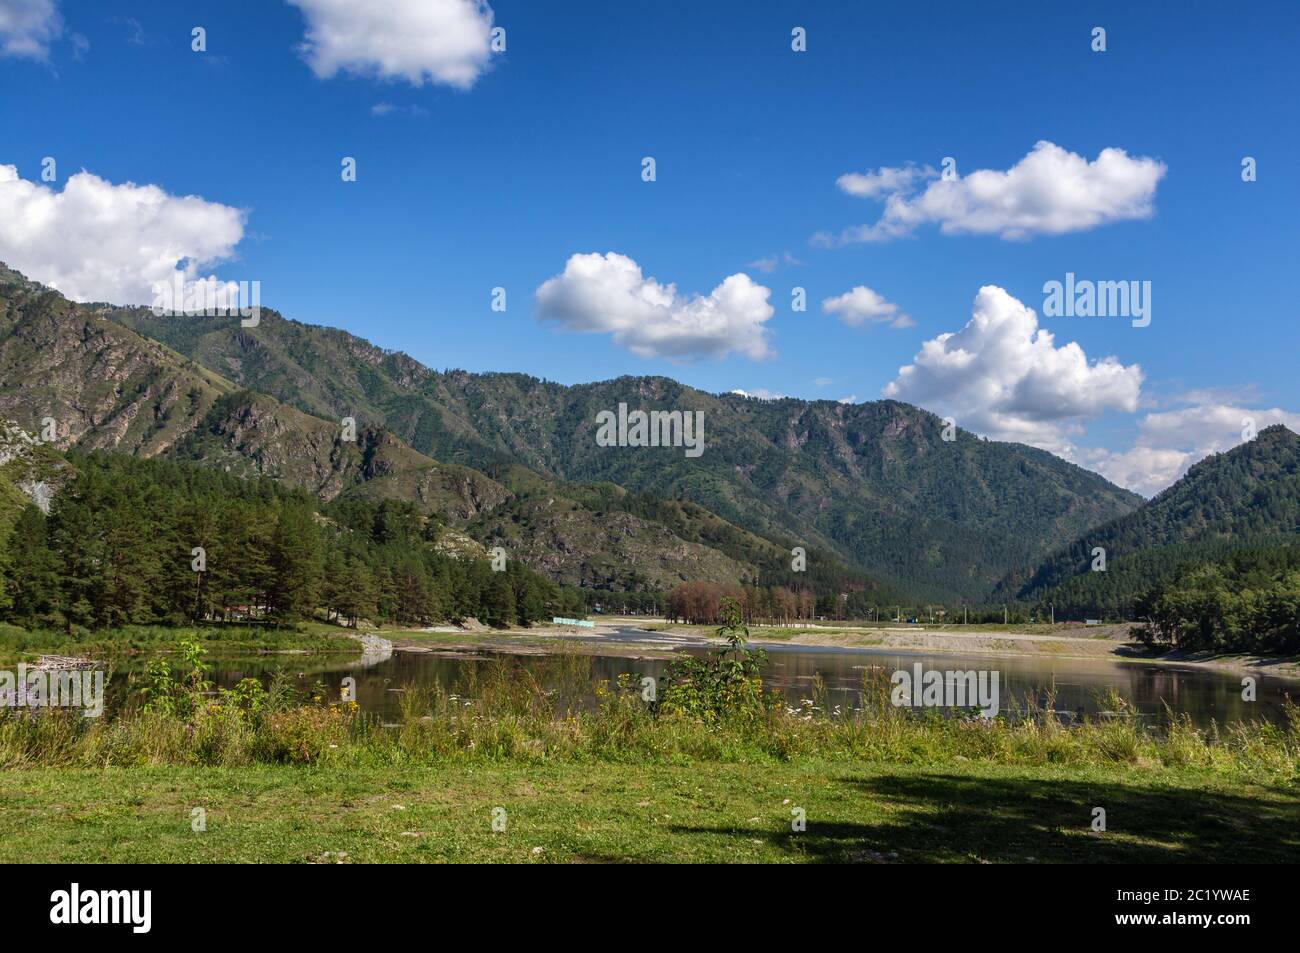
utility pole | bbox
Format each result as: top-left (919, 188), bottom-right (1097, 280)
top-left (1004, 604), bottom-right (1007, 625)
top-left (964, 604), bottom-right (968, 625)
top-left (1050, 602), bottom-right (1055, 625)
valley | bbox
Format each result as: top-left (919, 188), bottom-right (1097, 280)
top-left (1, 266), bottom-right (1297, 869)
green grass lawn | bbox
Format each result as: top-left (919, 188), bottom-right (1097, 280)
top-left (3, 760), bottom-right (1295, 863)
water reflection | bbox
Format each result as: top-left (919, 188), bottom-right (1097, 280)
top-left (137, 634), bottom-right (1299, 730)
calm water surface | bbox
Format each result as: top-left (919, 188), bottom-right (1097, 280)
top-left (143, 625), bottom-right (1299, 729)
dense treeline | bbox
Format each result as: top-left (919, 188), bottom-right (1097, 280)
top-left (0, 453), bottom-right (581, 632)
top-left (1010, 537), bottom-right (1300, 622)
top-left (666, 581), bottom-right (818, 625)
top-left (577, 589), bottom-right (666, 616)
top-left (660, 577), bottom-right (915, 629)
top-left (1131, 544), bottom-right (1300, 654)
top-left (665, 580), bottom-right (1047, 626)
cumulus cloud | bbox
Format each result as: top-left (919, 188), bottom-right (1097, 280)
top-left (0, 164), bottom-right (245, 305)
top-left (818, 141), bottom-right (1166, 244)
top-left (1084, 404), bottom-right (1300, 496)
top-left (1078, 446), bottom-right (1192, 497)
top-left (883, 285), bottom-right (1142, 454)
top-left (287, 0), bottom-right (495, 89)
top-left (822, 285), bottom-right (914, 328)
top-left (535, 252), bottom-right (775, 362)
top-left (730, 388), bottom-right (784, 401)
top-left (0, 0), bottom-right (61, 59)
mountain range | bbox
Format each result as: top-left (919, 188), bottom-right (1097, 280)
top-left (6, 261), bottom-right (1294, 614)
top-left (98, 285), bottom-right (1141, 601)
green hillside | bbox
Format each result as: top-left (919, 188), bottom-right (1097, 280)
top-left (3, 269), bottom-right (878, 599)
top-left (110, 302), bottom-right (1142, 600)
top-left (1005, 425), bottom-right (1300, 617)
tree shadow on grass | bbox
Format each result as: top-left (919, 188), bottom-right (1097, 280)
top-left (669, 772), bottom-right (1300, 863)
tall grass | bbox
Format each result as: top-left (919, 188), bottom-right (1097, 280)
top-left (2, 651), bottom-right (1297, 783)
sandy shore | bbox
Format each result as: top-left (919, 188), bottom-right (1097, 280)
top-left (595, 618), bottom-right (1300, 680)
top-left (382, 618), bottom-right (1300, 680)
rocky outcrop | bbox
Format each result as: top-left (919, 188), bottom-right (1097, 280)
top-left (0, 419), bottom-right (72, 515)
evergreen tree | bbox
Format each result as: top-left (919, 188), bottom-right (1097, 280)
top-left (4, 505), bottom-right (60, 625)
top-left (482, 572), bottom-right (516, 627)
top-left (266, 505), bottom-right (323, 622)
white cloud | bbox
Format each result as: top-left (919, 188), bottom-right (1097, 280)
top-left (746, 250), bottom-right (801, 274)
top-left (837, 395), bottom-right (858, 404)
top-left (836, 164), bottom-right (934, 199)
top-left (822, 285), bottom-right (914, 328)
top-left (812, 376), bottom-right (833, 387)
top-left (730, 388), bottom-right (784, 401)
top-left (0, 164), bottom-right (245, 305)
top-left (883, 285), bottom-right (1142, 454)
top-left (819, 141), bottom-right (1166, 244)
top-left (1078, 446), bottom-right (1192, 497)
top-left (0, 0), bottom-right (61, 59)
top-left (1168, 385), bottom-right (1261, 409)
top-left (535, 252), bottom-right (775, 362)
top-left (1084, 404), bottom-right (1300, 496)
top-left (371, 102), bottom-right (428, 117)
top-left (287, 0), bottom-right (495, 89)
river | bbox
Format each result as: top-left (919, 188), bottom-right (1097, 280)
top-left (177, 624), bottom-right (1299, 729)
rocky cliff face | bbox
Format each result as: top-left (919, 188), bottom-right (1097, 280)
top-left (0, 264), bottom-right (233, 458)
top-left (0, 268), bottom-right (516, 521)
top-left (467, 494), bottom-right (760, 589)
top-left (170, 391), bottom-right (516, 519)
top-left (0, 419), bottom-right (72, 532)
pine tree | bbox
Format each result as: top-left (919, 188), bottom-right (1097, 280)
top-left (482, 572), bottom-right (516, 627)
top-left (334, 556), bottom-right (377, 627)
top-left (266, 505), bottom-right (324, 622)
top-left (4, 505), bottom-right (60, 625)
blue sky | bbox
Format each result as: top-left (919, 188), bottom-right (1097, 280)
top-left (2, 0), bottom-right (1298, 494)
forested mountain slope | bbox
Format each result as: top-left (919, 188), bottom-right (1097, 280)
top-left (0, 268), bottom-right (847, 594)
top-left (110, 301), bottom-right (1142, 600)
top-left (1004, 425), bottom-right (1300, 617)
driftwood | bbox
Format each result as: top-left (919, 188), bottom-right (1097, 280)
top-left (29, 655), bottom-right (97, 671)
